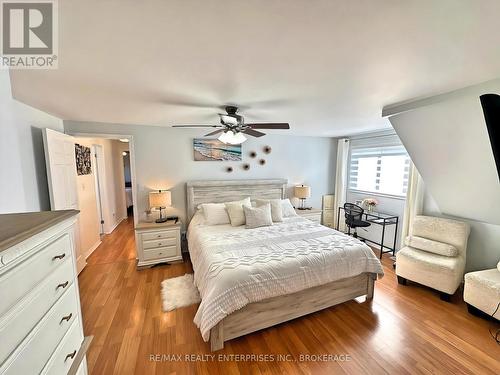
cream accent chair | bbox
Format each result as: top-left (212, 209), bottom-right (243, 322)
top-left (396, 215), bottom-right (470, 301)
top-left (463, 262), bottom-right (500, 320)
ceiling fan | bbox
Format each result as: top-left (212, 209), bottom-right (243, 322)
top-left (172, 106), bottom-right (290, 144)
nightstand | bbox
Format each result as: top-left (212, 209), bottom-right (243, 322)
top-left (135, 220), bottom-right (182, 268)
top-left (295, 208), bottom-right (323, 224)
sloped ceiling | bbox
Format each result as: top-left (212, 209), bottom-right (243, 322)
top-left (9, 0), bottom-right (500, 136)
top-left (388, 79), bottom-right (500, 225)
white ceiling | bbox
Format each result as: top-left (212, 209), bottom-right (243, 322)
top-left (9, 0), bottom-right (500, 136)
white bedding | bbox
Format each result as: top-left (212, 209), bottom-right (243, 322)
top-left (187, 212), bottom-right (384, 341)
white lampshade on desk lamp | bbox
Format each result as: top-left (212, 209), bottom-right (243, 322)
top-left (149, 190), bottom-right (171, 223)
top-left (295, 185), bottom-right (311, 210)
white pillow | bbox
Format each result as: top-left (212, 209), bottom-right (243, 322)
top-left (201, 198), bottom-right (250, 225)
top-left (225, 198), bottom-right (252, 226)
top-left (255, 199), bottom-right (283, 222)
top-left (405, 235), bottom-right (458, 257)
top-left (281, 199), bottom-right (297, 218)
top-left (244, 203), bottom-right (273, 229)
top-left (497, 260), bottom-right (500, 272)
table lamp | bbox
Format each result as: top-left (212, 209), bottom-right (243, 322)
top-left (295, 185), bottom-right (311, 210)
top-left (149, 190), bottom-right (171, 223)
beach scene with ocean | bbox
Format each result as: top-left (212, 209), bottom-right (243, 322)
top-left (193, 139), bottom-right (242, 161)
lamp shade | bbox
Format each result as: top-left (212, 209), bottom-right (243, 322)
top-left (294, 185), bottom-right (311, 199)
top-left (149, 190), bottom-right (171, 209)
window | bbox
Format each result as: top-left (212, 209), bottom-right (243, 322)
top-left (348, 141), bottom-right (410, 197)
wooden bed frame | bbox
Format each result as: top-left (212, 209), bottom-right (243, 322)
top-left (186, 179), bottom-right (377, 351)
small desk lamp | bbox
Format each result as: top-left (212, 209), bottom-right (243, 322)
top-left (295, 185), bottom-right (311, 210)
top-left (149, 190), bottom-right (171, 223)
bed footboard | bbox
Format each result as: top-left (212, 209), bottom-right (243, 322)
top-left (209, 272), bottom-right (377, 351)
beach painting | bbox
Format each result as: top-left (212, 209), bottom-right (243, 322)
top-left (193, 139), bottom-right (242, 161)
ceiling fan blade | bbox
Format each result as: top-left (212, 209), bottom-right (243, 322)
top-left (243, 128), bottom-right (266, 138)
top-left (204, 129), bottom-right (224, 137)
top-left (246, 123), bottom-right (290, 129)
top-left (172, 125), bottom-right (223, 128)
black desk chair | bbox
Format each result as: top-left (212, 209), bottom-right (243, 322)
top-left (344, 203), bottom-right (371, 238)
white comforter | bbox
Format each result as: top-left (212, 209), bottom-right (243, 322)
top-left (187, 214), bottom-right (384, 341)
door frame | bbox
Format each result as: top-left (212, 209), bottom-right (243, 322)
top-left (91, 144), bottom-right (105, 234)
top-left (68, 133), bottom-right (139, 227)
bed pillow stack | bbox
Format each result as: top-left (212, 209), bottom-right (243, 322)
top-left (225, 198), bottom-right (252, 226)
top-left (243, 203), bottom-right (273, 229)
top-left (201, 197), bottom-right (251, 226)
top-left (255, 199), bottom-right (283, 222)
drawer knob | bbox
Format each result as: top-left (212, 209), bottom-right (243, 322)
top-left (65, 350), bottom-right (77, 362)
top-left (60, 313), bottom-right (73, 324)
top-left (56, 281), bottom-right (69, 290)
top-left (52, 253), bottom-right (66, 260)
top-left (157, 235), bottom-right (161, 238)
top-left (158, 243), bottom-right (162, 246)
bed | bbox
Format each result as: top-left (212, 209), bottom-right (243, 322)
top-left (186, 179), bottom-right (384, 351)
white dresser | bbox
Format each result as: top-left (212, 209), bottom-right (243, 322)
top-left (135, 220), bottom-right (182, 268)
top-left (0, 210), bottom-right (89, 375)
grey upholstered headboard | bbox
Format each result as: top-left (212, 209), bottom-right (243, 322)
top-left (186, 179), bottom-right (287, 222)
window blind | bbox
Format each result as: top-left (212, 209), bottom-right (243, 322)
top-left (348, 134), bottom-right (410, 197)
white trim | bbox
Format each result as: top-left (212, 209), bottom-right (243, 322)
top-left (105, 216), bottom-right (127, 234)
top-left (84, 239), bottom-right (102, 259)
top-left (347, 189), bottom-right (407, 201)
top-left (381, 77), bottom-right (500, 117)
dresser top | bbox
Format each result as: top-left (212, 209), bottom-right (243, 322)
top-left (0, 210), bottom-right (79, 253)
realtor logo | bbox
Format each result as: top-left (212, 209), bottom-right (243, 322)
top-left (1, 0), bottom-right (58, 69)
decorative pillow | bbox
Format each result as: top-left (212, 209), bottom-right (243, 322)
top-left (281, 199), bottom-right (297, 218)
top-left (255, 199), bottom-right (283, 222)
top-left (244, 203), bottom-right (273, 229)
top-left (225, 198), bottom-right (252, 226)
top-left (405, 235), bottom-right (458, 257)
top-left (497, 260), bottom-right (500, 272)
top-left (201, 198), bottom-right (250, 225)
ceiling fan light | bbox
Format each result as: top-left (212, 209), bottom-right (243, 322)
top-left (218, 131), bottom-right (247, 145)
top-left (230, 132), bottom-right (247, 144)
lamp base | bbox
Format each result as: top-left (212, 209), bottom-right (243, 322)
top-left (155, 217), bottom-right (168, 223)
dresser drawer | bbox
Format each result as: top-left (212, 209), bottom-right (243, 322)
top-left (0, 257), bottom-right (74, 364)
top-left (0, 233), bottom-right (73, 317)
top-left (1, 284), bottom-right (79, 375)
top-left (142, 230), bottom-right (177, 241)
top-left (143, 246), bottom-right (178, 261)
top-left (143, 237), bottom-right (177, 250)
top-left (40, 318), bottom-right (83, 375)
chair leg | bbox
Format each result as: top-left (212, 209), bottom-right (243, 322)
top-left (439, 292), bottom-right (452, 302)
top-left (467, 303), bottom-right (482, 316)
top-left (397, 276), bottom-right (407, 285)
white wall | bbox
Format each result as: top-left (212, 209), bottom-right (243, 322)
top-left (64, 121), bottom-right (337, 229)
top-left (74, 138), bottom-right (101, 257)
top-left (0, 71), bottom-right (64, 213)
top-left (389, 79), bottom-right (500, 271)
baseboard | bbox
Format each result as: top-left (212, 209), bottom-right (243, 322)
top-left (105, 216), bottom-right (127, 234)
top-left (84, 239), bottom-right (102, 259)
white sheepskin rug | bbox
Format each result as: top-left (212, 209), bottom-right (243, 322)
top-left (161, 273), bottom-right (201, 312)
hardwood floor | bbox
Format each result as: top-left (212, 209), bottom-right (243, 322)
top-left (78, 217), bottom-right (500, 374)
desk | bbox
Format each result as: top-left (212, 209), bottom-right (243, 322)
top-left (336, 207), bottom-right (399, 259)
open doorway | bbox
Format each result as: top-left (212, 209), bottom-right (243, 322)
top-left (71, 134), bottom-right (137, 262)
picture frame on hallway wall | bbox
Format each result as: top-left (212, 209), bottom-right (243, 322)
top-left (75, 143), bottom-right (92, 175)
